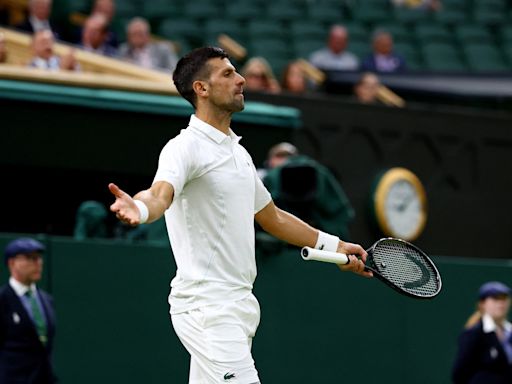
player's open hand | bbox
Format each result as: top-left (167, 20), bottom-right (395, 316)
top-left (336, 241), bottom-right (373, 278)
top-left (108, 183), bottom-right (140, 226)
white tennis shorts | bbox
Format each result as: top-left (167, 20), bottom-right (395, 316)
top-left (171, 293), bottom-right (261, 384)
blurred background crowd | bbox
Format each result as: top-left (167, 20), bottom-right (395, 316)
top-left (2, 0), bottom-right (511, 104)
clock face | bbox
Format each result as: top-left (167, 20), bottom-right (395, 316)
top-left (384, 179), bottom-right (423, 239)
top-left (374, 168), bottom-right (427, 241)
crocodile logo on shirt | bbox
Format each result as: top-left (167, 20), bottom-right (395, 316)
top-left (224, 372), bottom-right (236, 380)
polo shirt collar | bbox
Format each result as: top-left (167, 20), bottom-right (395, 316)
top-left (9, 276), bottom-right (36, 297)
top-left (482, 313), bottom-right (512, 333)
top-left (189, 114), bottom-right (241, 144)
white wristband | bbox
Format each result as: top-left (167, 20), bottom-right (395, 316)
top-left (314, 231), bottom-right (340, 252)
top-left (133, 200), bottom-right (149, 224)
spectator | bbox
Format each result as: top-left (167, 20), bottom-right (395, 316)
top-left (118, 17), bottom-right (178, 72)
top-left (90, 0), bottom-right (118, 48)
top-left (80, 13), bottom-right (117, 57)
top-left (0, 32), bottom-right (7, 63)
top-left (281, 60), bottom-right (312, 94)
top-left (28, 29), bottom-right (79, 71)
top-left (391, 0), bottom-right (442, 11)
top-left (240, 56), bottom-right (281, 94)
top-left (263, 152), bottom-right (355, 240)
top-left (309, 24), bottom-right (359, 71)
top-left (353, 72), bottom-right (383, 104)
top-left (452, 281), bottom-right (512, 383)
top-left (0, 237), bottom-right (57, 383)
top-left (73, 200), bottom-right (108, 240)
top-left (15, 0), bottom-right (63, 38)
top-left (361, 30), bottom-right (406, 73)
top-left (257, 142), bottom-right (299, 179)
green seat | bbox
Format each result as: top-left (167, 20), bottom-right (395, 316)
top-left (463, 43), bottom-right (510, 72)
top-left (182, 1), bottom-right (221, 20)
top-left (250, 38), bottom-right (293, 61)
top-left (454, 24), bottom-right (494, 44)
top-left (344, 22), bottom-right (370, 44)
top-left (157, 18), bottom-right (202, 48)
top-left (421, 42), bottom-right (467, 72)
top-left (115, 0), bottom-right (141, 19)
top-left (267, 1), bottom-right (305, 22)
top-left (294, 37), bottom-right (325, 59)
top-left (247, 20), bottom-right (286, 39)
top-left (226, 2), bottom-right (264, 21)
top-left (352, 0), bottom-right (392, 24)
top-left (503, 44), bottom-right (512, 65)
top-left (433, 0), bottom-right (468, 25)
top-left (307, 2), bottom-right (345, 25)
top-left (372, 23), bottom-right (411, 43)
top-left (393, 41), bottom-right (422, 69)
top-left (204, 19), bottom-right (246, 46)
top-left (349, 41), bottom-right (371, 61)
top-left (472, 0), bottom-right (507, 25)
top-left (393, 7), bottom-right (432, 25)
top-left (289, 21), bottom-right (326, 41)
top-left (500, 26), bottom-right (512, 44)
top-left (414, 24), bottom-right (453, 44)
top-left (142, 0), bottom-right (182, 22)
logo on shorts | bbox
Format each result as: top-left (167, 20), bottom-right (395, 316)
top-left (223, 372), bottom-right (236, 381)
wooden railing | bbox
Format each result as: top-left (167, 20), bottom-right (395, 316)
top-left (0, 27), bottom-right (178, 94)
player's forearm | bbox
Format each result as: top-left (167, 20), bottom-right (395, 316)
top-left (260, 207), bottom-right (319, 248)
top-left (133, 190), bottom-right (168, 223)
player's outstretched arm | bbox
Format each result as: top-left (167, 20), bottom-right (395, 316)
top-left (255, 201), bottom-right (372, 277)
top-left (108, 181), bottom-right (174, 226)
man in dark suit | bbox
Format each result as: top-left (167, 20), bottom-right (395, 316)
top-left (0, 238), bottom-right (57, 384)
top-left (361, 30), bottom-right (406, 73)
top-left (15, 0), bottom-right (63, 40)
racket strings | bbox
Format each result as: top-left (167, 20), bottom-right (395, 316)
top-left (372, 241), bottom-right (440, 297)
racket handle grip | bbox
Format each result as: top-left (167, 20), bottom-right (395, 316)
top-left (301, 247), bottom-right (349, 265)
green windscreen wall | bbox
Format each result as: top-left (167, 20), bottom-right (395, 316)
top-left (1, 233), bottom-right (512, 383)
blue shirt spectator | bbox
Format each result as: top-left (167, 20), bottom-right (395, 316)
top-left (361, 30), bottom-right (406, 73)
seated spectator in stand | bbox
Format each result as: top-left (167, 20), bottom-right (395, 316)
top-left (309, 24), bottom-right (359, 72)
top-left (281, 60), bottom-right (313, 94)
top-left (118, 17), bottom-right (178, 72)
top-left (353, 72), bottom-right (383, 105)
top-left (80, 13), bottom-right (117, 57)
top-left (240, 57), bottom-right (281, 94)
top-left (392, 0), bottom-right (441, 11)
top-left (90, 0), bottom-right (119, 48)
top-left (0, 32), bottom-right (7, 63)
top-left (28, 29), bottom-right (79, 71)
top-left (361, 30), bottom-right (406, 73)
top-left (15, 0), bottom-right (63, 39)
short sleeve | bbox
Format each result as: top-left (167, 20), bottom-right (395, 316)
top-left (153, 135), bottom-right (196, 198)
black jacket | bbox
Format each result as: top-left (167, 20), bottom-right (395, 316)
top-left (452, 319), bottom-right (512, 384)
top-left (0, 283), bottom-right (57, 384)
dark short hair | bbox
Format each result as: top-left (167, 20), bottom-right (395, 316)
top-left (172, 46), bottom-right (229, 108)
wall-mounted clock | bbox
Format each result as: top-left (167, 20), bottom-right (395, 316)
top-left (372, 167), bottom-right (427, 241)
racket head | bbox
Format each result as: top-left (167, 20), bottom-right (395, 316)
top-left (366, 238), bottom-right (442, 299)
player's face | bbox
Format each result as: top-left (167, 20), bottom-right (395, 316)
top-left (205, 58), bottom-right (246, 112)
top-left (9, 252), bottom-right (44, 285)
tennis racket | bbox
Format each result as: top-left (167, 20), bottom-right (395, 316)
top-left (301, 237), bottom-right (442, 299)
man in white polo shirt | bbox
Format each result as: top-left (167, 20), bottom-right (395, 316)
top-left (109, 46), bottom-right (372, 384)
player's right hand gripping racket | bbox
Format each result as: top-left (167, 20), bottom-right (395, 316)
top-left (301, 238), bottom-right (442, 299)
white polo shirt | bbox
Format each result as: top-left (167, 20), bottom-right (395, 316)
top-left (153, 115), bottom-right (272, 314)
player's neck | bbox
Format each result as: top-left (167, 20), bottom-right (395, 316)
top-left (195, 108), bottom-right (232, 135)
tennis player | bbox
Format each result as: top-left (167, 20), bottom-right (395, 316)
top-left (109, 46), bottom-right (372, 384)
